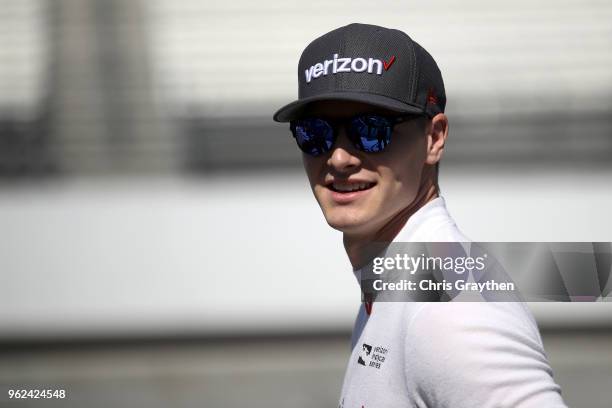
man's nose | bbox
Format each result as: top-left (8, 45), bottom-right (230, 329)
top-left (327, 125), bottom-right (362, 171)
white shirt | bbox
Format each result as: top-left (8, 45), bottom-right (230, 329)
top-left (338, 197), bottom-right (567, 408)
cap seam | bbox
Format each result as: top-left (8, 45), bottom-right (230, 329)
top-left (391, 29), bottom-right (419, 103)
top-left (408, 34), bottom-right (418, 102)
top-left (338, 29), bottom-right (347, 91)
top-left (413, 43), bottom-right (420, 106)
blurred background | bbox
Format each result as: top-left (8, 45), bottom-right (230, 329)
top-left (0, 0), bottom-right (611, 407)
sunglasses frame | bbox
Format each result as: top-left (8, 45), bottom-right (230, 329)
top-left (289, 113), bottom-right (423, 157)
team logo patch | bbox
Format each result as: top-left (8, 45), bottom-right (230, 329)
top-left (305, 54), bottom-right (397, 83)
top-left (357, 343), bottom-right (389, 369)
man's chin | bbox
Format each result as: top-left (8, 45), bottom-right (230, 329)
top-left (324, 213), bottom-right (375, 235)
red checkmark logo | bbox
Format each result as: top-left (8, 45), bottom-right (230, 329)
top-left (383, 55), bottom-right (396, 70)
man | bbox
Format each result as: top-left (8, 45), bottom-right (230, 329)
top-left (273, 23), bottom-right (567, 407)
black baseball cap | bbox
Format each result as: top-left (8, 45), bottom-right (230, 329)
top-left (273, 23), bottom-right (446, 122)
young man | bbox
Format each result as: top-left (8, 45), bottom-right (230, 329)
top-left (273, 23), bottom-right (567, 407)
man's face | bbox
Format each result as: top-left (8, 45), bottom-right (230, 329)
top-left (301, 100), bottom-right (429, 237)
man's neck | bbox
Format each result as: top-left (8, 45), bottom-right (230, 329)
top-left (343, 183), bottom-right (439, 270)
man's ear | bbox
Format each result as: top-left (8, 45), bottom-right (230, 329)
top-left (425, 113), bottom-right (448, 165)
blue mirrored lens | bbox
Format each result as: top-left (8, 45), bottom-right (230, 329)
top-left (292, 119), bottom-right (334, 156)
top-left (350, 115), bottom-right (393, 152)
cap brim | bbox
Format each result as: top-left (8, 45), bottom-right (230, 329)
top-left (272, 92), bottom-right (425, 122)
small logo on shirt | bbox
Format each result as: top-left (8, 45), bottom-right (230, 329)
top-left (357, 343), bottom-right (372, 366)
top-left (357, 343), bottom-right (389, 369)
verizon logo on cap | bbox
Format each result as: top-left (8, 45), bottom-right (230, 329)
top-left (305, 54), bottom-right (396, 83)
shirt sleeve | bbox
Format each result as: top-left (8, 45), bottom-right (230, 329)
top-left (403, 302), bottom-right (568, 408)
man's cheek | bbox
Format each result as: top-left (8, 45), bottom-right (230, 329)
top-left (316, 187), bottom-right (338, 214)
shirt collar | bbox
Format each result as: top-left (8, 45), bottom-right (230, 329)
top-left (352, 196), bottom-right (450, 281)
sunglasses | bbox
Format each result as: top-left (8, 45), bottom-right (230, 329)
top-left (289, 114), bottom-right (420, 157)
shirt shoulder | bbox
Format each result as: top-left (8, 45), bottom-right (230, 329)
top-left (394, 196), bottom-right (470, 243)
top-left (403, 302), bottom-right (567, 408)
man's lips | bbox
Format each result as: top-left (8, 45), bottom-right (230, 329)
top-left (325, 179), bottom-right (377, 193)
top-left (323, 179), bottom-right (376, 204)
